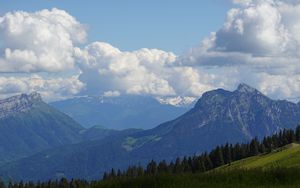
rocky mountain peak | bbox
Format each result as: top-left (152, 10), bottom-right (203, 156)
top-left (236, 83), bottom-right (258, 94)
top-left (0, 92), bottom-right (43, 119)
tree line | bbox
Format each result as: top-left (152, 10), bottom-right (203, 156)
top-left (4, 125), bottom-right (300, 188)
top-left (102, 125), bottom-right (300, 179)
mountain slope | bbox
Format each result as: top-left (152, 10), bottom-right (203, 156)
top-left (218, 143), bottom-right (300, 170)
top-left (3, 84), bottom-right (300, 181)
top-left (51, 95), bottom-right (191, 129)
top-left (94, 144), bottom-right (300, 188)
top-left (0, 93), bottom-right (84, 162)
top-left (124, 83), bottom-right (300, 159)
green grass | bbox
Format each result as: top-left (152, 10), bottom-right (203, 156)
top-left (217, 143), bottom-right (300, 171)
top-left (91, 168), bottom-right (300, 188)
top-left (92, 143), bottom-right (300, 188)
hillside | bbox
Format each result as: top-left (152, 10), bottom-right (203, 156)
top-left (218, 143), bottom-right (300, 170)
top-left (0, 93), bottom-right (85, 162)
top-left (93, 169), bottom-right (300, 188)
top-left (93, 143), bottom-right (300, 188)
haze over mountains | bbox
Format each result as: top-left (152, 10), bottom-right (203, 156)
top-left (0, 84), bottom-right (300, 181)
top-left (0, 93), bottom-right (83, 162)
top-left (51, 95), bottom-right (192, 129)
top-left (0, 93), bottom-right (139, 163)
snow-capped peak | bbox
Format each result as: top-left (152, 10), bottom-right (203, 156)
top-left (156, 96), bottom-right (196, 107)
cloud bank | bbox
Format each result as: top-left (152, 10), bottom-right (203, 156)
top-left (1, 1), bottom-right (300, 102)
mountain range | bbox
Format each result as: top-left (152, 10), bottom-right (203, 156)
top-left (0, 93), bottom-right (139, 164)
top-left (1, 83), bottom-right (300, 181)
top-left (51, 95), bottom-right (192, 129)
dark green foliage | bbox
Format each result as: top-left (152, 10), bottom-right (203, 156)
top-left (250, 138), bottom-right (259, 156)
top-left (8, 178), bottom-right (88, 188)
top-left (296, 125), bottom-right (300, 141)
top-left (92, 168), bottom-right (300, 188)
top-left (102, 126), bottom-right (300, 180)
top-left (7, 168), bottom-right (300, 188)
top-left (5, 126), bottom-right (300, 188)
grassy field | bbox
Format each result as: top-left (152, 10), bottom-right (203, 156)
top-left (92, 143), bottom-right (300, 188)
top-left (217, 143), bottom-right (300, 170)
top-left (92, 168), bottom-right (300, 188)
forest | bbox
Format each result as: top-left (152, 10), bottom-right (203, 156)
top-left (3, 125), bottom-right (300, 188)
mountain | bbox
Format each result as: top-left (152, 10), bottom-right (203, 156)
top-left (2, 84), bottom-right (300, 181)
top-left (0, 93), bottom-right (85, 162)
top-left (51, 95), bottom-right (192, 129)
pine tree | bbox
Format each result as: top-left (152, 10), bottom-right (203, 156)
top-left (137, 165), bottom-right (144, 176)
top-left (210, 146), bottom-right (224, 167)
top-left (117, 169), bottom-right (122, 177)
top-left (102, 172), bottom-right (108, 180)
top-left (110, 168), bottom-right (116, 179)
top-left (203, 153), bottom-right (213, 170)
top-left (296, 125), bottom-right (300, 141)
top-left (224, 143), bottom-right (232, 165)
top-left (250, 138), bottom-right (259, 156)
top-left (146, 160), bottom-right (157, 175)
top-left (158, 160), bottom-right (168, 174)
top-left (59, 178), bottom-right (68, 188)
top-left (173, 158), bottom-right (183, 174)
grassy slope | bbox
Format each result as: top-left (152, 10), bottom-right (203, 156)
top-left (93, 143), bottom-right (300, 188)
top-left (93, 169), bottom-right (300, 188)
top-left (217, 143), bottom-right (300, 171)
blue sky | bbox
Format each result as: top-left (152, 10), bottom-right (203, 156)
top-left (0, 0), bottom-right (233, 54)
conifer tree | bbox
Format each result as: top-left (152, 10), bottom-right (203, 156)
top-left (296, 125), bottom-right (300, 141)
top-left (250, 138), bottom-right (259, 156)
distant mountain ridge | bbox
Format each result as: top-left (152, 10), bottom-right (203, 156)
top-left (0, 92), bottom-right (142, 163)
top-left (51, 95), bottom-right (191, 129)
top-left (2, 84), bottom-right (300, 181)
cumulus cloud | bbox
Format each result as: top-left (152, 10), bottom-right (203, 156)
top-left (176, 0), bottom-right (300, 101)
top-left (1, 3), bottom-right (300, 102)
top-left (74, 42), bottom-right (218, 97)
top-left (192, 0), bottom-right (300, 62)
top-left (0, 75), bottom-right (85, 101)
top-left (0, 8), bottom-right (87, 101)
top-left (0, 8), bottom-right (86, 73)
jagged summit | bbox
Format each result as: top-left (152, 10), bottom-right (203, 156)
top-left (236, 83), bottom-right (259, 94)
top-left (0, 92), bottom-right (43, 119)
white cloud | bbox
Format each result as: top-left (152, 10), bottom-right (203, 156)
top-left (176, 0), bottom-right (300, 101)
top-left (74, 42), bottom-right (220, 98)
top-left (0, 8), bottom-right (86, 73)
top-left (257, 73), bottom-right (300, 101)
top-left (0, 75), bottom-right (85, 101)
top-left (1, 4), bottom-right (300, 103)
top-left (184, 0), bottom-right (300, 67)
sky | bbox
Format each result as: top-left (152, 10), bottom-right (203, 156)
top-left (0, 0), bottom-right (232, 53)
top-left (0, 0), bottom-right (300, 102)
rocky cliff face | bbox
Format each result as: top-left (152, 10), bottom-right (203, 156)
top-left (192, 83), bottom-right (300, 138)
top-left (129, 83), bottom-right (300, 159)
top-left (0, 92), bottom-right (42, 119)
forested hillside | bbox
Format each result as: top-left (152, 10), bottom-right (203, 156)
top-left (4, 126), bottom-right (300, 188)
